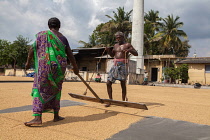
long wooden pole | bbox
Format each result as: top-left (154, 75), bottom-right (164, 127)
top-left (76, 74), bottom-right (103, 103)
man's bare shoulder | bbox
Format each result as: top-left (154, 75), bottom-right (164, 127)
top-left (125, 42), bottom-right (132, 46)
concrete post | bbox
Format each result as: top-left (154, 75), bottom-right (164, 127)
top-left (131, 0), bottom-right (144, 74)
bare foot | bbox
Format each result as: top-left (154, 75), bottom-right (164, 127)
top-left (105, 103), bottom-right (111, 107)
top-left (24, 119), bottom-right (42, 126)
top-left (53, 116), bottom-right (65, 122)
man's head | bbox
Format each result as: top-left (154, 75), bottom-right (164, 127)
top-left (115, 31), bottom-right (125, 44)
top-left (48, 17), bottom-right (61, 29)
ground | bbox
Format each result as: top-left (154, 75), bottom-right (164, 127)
top-left (0, 76), bottom-right (210, 140)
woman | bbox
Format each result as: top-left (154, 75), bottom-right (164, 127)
top-left (24, 17), bottom-right (79, 126)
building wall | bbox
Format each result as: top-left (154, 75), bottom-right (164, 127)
top-left (188, 64), bottom-right (210, 85)
top-left (205, 73), bottom-right (210, 85)
top-left (77, 57), bottom-right (97, 71)
top-left (5, 69), bottom-right (34, 76)
top-left (144, 60), bottom-right (162, 82)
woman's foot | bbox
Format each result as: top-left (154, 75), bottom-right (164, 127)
top-left (24, 117), bottom-right (42, 126)
top-left (53, 116), bottom-right (65, 122)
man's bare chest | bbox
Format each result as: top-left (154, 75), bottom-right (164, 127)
top-left (114, 45), bottom-right (128, 52)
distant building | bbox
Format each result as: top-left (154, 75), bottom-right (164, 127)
top-left (73, 48), bottom-right (108, 72)
top-left (176, 57), bottom-right (210, 85)
top-left (72, 48), bottom-right (210, 85)
top-left (3, 47), bottom-right (209, 85)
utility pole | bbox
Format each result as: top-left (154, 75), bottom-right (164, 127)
top-left (130, 0), bottom-right (144, 83)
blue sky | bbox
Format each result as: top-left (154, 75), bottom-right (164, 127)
top-left (0, 0), bottom-right (209, 57)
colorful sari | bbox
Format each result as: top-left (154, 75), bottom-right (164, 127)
top-left (32, 30), bottom-right (67, 116)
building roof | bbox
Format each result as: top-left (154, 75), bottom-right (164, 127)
top-left (72, 47), bottom-right (105, 52)
top-left (176, 57), bottom-right (210, 64)
top-left (144, 55), bottom-right (176, 59)
top-left (95, 54), bottom-right (112, 59)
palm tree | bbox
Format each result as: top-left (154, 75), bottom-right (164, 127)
top-left (102, 7), bottom-right (133, 40)
top-left (153, 14), bottom-right (187, 54)
top-left (144, 10), bottom-right (162, 37)
top-left (144, 10), bottom-right (162, 55)
top-left (78, 34), bottom-right (98, 48)
top-left (175, 40), bottom-right (191, 57)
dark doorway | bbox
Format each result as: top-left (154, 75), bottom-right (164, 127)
top-left (151, 68), bottom-right (158, 81)
top-left (82, 67), bottom-right (87, 71)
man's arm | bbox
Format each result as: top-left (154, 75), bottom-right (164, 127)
top-left (105, 46), bottom-right (115, 57)
top-left (126, 43), bottom-right (138, 56)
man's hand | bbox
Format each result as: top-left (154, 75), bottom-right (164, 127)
top-left (123, 49), bottom-right (130, 53)
top-left (105, 47), bottom-right (111, 52)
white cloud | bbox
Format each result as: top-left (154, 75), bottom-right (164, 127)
top-left (189, 38), bottom-right (210, 57)
top-left (19, 0), bottom-right (29, 6)
top-left (53, 0), bottom-right (66, 4)
top-left (0, 0), bottom-right (209, 56)
top-left (88, 15), bottom-right (102, 29)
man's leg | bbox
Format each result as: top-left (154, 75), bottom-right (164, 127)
top-left (120, 80), bottom-right (127, 101)
top-left (105, 80), bottom-right (113, 107)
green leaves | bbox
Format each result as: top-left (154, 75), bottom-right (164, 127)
top-left (146, 13), bottom-right (190, 56)
top-left (78, 6), bottom-right (133, 48)
top-left (0, 35), bottom-right (32, 70)
top-left (164, 64), bottom-right (189, 83)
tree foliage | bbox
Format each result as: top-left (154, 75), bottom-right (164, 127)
top-left (151, 15), bottom-right (188, 56)
top-left (144, 10), bottom-right (162, 55)
top-left (0, 39), bottom-right (12, 67)
top-left (79, 7), bottom-right (132, 48)
top-left (78, 7), bottom-right (191, 57)
top-left (164, 64), bottom-right (189, 83)
top-left (0, 35), bottom-right (32, 75)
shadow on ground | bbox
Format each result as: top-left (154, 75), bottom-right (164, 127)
top-left (42, 111), bottom-right (118, 127)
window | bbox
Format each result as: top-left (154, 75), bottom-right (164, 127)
top-left (205, 65), bottom-right (210, 73)
top-left (82, 67), bottom-right (87, 71)
top-left (97, 62), bottom-right (101, 70)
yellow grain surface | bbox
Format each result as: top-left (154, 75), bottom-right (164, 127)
top-left (0, 76), bottom-right (210, 140)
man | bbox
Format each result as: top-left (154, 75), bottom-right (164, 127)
top-left (95, 73), bottom-right (101, 82)
top-left (143, 71), bottom-right (148, 85)
top-left (105, 31), bottom-right (138, 107)
top-left (24, 17), bottom-right (79, 126)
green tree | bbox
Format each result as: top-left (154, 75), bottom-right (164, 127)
top-left (79, 7), bottom-right (132, 48)
top-left (179, 64), bottom-right (189, 83)
top-left (153, 14), bottom-right (188, 55)
top-left (78, 33), bottom-right (98, 48)
top-left (2, 35), bottom-right (32, 75)
top-left (164, 64), bottom-right (189, 84)
top-left (0, 39), bottom-right (12, 67)
top-left (175, 40), bottom-right (191, 57)
top-left (93, 23), bottom-right (115, 47)
top-left (164, 66), bottom-right (180, 83)
top-left (104, 7), bottom-right (132, 39)
top-left (144, 10), bottom-right (162, 55)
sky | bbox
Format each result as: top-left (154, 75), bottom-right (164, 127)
top-left (0, 0), bottom-right (210, 57)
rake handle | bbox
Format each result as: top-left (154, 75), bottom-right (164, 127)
top-left (76, 74), bottom-right (103, 103)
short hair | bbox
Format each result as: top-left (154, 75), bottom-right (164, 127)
top-left (48, 17), bottom-right (61, 29)
top-left (115, 31), bottom-right (124, 37)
